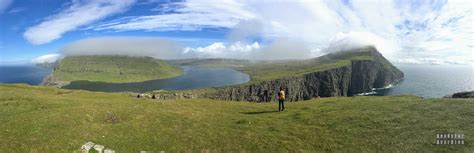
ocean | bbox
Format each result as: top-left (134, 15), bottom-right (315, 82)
top-left (372, 64), bottom-right (474, 98)
top-left (0, 65), bottom-right (51, 85)
top-left (0, 64), bottom-right (472, 98)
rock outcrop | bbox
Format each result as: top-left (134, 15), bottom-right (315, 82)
top-left (41, 74), bottom-right (70, 87)
top-left (135, 92), bottom-right (201, 100)
top-left (444, 91), bottom-right (474, 98)
top-left (206, 48), bottom-right (404, 102)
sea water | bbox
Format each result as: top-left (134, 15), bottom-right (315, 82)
top-left (371, 64), bottom-right (474, 98)
top-left (0, 65), bottom-right (51, 85)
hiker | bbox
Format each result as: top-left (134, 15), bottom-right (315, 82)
top-left (278, 86), bottom-right (285, 111)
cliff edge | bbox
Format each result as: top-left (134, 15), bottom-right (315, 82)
top-left (205, 46), bottom-right (404, 102)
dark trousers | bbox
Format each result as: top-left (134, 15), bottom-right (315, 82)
top-left (279, 99), bottom-right (285, 111)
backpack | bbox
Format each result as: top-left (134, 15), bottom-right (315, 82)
top-left (278, 90), bottom-right (285, 100)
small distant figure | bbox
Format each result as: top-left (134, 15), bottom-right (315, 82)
top-left (152, 94), bottom-right (156, 99)
top-left (278, 86), bottom-right (286, 111)
top-left (136, 94), bottom-right (141, 98)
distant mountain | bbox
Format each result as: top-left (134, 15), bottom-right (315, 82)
top-left (167, 58), bottom-right (251, 67)
top-left (42, 55), bottom-right (182, 85)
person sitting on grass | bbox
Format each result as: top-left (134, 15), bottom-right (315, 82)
top-left (278, 86), bottom-right (286, 111)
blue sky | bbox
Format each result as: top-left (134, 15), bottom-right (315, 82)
top-left (0, 0), bottom-right (472, 65)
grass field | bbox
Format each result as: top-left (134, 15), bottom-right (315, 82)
top-left (54, 56), bottom-right (183, 83)
top-left (0, 84), bottom-right (472, 152)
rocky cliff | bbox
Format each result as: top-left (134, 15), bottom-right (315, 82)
top-left (444, 91), bottom-right (474, 98)
top-left (204, 47), bottom-right (404, 102)
top-left (41, 74), bottom-right (70, 88)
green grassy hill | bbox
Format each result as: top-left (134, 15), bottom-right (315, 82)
top-left (0, 84), bottom-right (472, 152)
top-left (53, 56), bottom-right (183, 83)
top-left (237, 46), bottom-right (400, 83)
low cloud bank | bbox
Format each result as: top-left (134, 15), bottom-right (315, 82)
top-left (31, 54), bottom-right (63, 64)
top-left (39, 31), bottom-right (467, 65)
top-left (183, 31), bottom-right (395, 60)
top-left (38, 33), bottom-right (396, 63)
top-left (56, 36), bottom-right (320, 60)
top-left (182, 38), bottom-right (315, 60)
top-left (61, 37), bottom-right (181, 59)
top-left (182, 41), bottom-right (260, 59)
top-left (323, 32), bottom-right (397, 58)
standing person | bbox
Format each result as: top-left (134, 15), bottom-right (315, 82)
top-left (278, 87), bottom-right (285, 111)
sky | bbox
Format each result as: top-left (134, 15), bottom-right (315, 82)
top-left (0, 0), bottom-right (472, 65)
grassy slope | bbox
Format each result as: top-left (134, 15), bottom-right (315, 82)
top-left (236, 48), bottom-right (378, 83)
top-left (0, 84), bottom-right (472, 152)
top-left (54, 56), bottom-right (183, 83)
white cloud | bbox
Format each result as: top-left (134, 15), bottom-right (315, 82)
top-left (393, 0), bottom-right (473, 65)
top-left (0, 0), bottom-right (12, 14)
top-left (23, 0), bottom-right (135, 45)
top-left (183, 39), bottom-right (314, 60)
top-left (31, 54), bottom-right (63, 64)
top-left (226, 0), bottom-right (472, 63)
top-left (253, 38), bottom-right (315, 60)
top-left (7, 7), bottom-right (25, 14)
top-left (88, 0), bottom-right (256, 31)
top-left (35, 0), bottom-right (471, 64)
top-left (183, 41), bottom-right (260, 59)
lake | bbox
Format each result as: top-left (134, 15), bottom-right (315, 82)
top-left (62, 66), bottom-right (250, 92)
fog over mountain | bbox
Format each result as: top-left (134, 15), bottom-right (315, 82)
top-left (49, 34), bottom-right (372, 61)
top-left (60, 37), bottom-right (181, 59)
top-left (31, 54), bottom-right (62, 64)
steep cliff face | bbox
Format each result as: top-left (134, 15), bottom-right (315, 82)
top-left (206, 48), bottom-right (404, 102)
